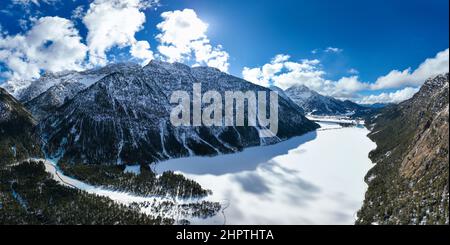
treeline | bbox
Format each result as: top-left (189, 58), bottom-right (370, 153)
top-left (59, 162), bottom-right (212, 198)
top-left (0, 160), bottom-right (173, 225)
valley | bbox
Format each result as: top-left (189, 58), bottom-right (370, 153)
top-left (0, 60), bottom-right (448, 225)
top-left (6, 120), bottom-right (376, 225)
top-left (154, 121), bottom-right (376, 225)
top-left (0, 0), bottom-right (448, 229)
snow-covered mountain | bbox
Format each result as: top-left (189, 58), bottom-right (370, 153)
top-left (21, 63), bottom-right (143, 121)
top-left (284, 85), bottom-right (367, 116)
top-left (269, 85), bottom-right (305, 114)
top-left (3, 70), bottom-right (99, 104)
top-left (1, 63), bottom-right (144, 121)
top-left (24, 81), bottom-right (87, 121)
top-left (37, 61), bottom-right (318, 165)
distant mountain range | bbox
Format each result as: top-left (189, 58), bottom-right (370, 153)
top-left (357, 73), bottom-right (449, 225)
top-left (2, 61), bottom-right (319, 166)
top-left (282, 84), bottom-right (371, 116)
top-left (359, 103), bottom-right (392, 109)
top-left (0, 61), bottom-right (448, 225)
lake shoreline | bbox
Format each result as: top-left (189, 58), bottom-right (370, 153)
top-left (155, 121), bottom-right (377, 225)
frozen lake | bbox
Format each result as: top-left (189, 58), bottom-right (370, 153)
top-left (154, 122), bottom-right (377, 225)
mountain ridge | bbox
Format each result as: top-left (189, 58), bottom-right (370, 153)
top-left (284, 84), bottom-right (368, 116)
top-left (35, 61), bottom-right (318, 165)
top-left (357, 73), bottom-right (449, 225)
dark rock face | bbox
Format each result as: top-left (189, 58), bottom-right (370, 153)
top-left (37, 61), bottom-right (318, 165)
top-left (284, 84), bottom-right (367, 116)
top-left (357, 73), bottom-right (449, 225)
top-left (0, 88), bottom-right (42, 165)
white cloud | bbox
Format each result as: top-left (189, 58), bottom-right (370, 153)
top-left (83, 0), bottom-right (158, 66)
top-left (242, 54), bottom-right (291, 87)
top-left (242, 67), bottom-right (267, 87)
top-left (348, 68), bottom-right (359, 75)
top-left (242, 54), bottom-right (367, 98)
top-left (272, 54), bottom-right (290, 63)
top-left (358, 87), bottom-right (419, 104)
top-left (325, 47), bottom-right (343, 53)
top-left (12, 0), bottom-right (59, 6)
top-left (271, 59), bottom-right (330, 92)
top-left (334, 76), bottom-right (370, 97)
top-left (130, 40), bottom-right (154, 65)
top-left (18, 18), bottom-right (29, 30)
top-left (71, 5), bottom-right (85, 20)
top-left (0, 16), bottom-right (87, 85)
top-left (371, 48), bottom-right (449, 90)
top-left (243, 49), bottom-right (449, 104)
top-left (156, 9), bottom-right (230, 72)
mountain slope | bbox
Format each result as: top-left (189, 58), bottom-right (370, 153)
top-left (1, 63), bottom-right (143, 104)
top-left (357, 73), bottom-right (449, 225)
top-left (24, 81), bottom-right (87, 121)
top-left (0, 88), bottom-right (42, 165)
top-left (2, 63), bottom-right (141, 121)
top-left (38, 61), bottom-right (318, 165)
top-left (284, 85), bottom-right (367, 116)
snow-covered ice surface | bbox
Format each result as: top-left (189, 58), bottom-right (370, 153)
top-left (30, 120), bottom-right (375, 225)
top-left (306, 115), bottom-right (364, 125)
top-left (154, 122), bottom-right (377, 225)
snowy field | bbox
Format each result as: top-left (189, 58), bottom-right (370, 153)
top-left (155, 122), bottom-right (377, 225)
top-left (306, 115), bottom-right (364, 125)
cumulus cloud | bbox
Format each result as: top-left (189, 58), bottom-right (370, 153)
top-left (130, 40), bottom-right (154, 65)
top-left (0, 16), bottom-right (87, 85)
top-left (242, 55), bottom-right (289, 87)
top-left (358, 87), bottom-right (420, 104)
top-left (272, 54), bottom-right (290, 63)
top-left (83, 0), bottom-right (158, 66)
top-left (242, 54), bottom-right (367, 98)
top-left (156, 9), bottom-right (230, 72)
top-left (334, 76), bottom-right (370, 97)
top-left (271, 59), bottom-right (329, 91)
top-left (243, 48), bottom-right (449, 104)
top-left (242, 67), bottom-right (266, 87)
top-left (371, 48), bottom-right (449, 90)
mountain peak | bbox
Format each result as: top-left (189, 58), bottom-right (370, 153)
top-left (285, 84), bottom-right (365, 116)
top-left (146, 60), bottom-right (191, 72)
top-left (36, 61), bottom-right (318, 165)
top-left (421, 73), bottom-right (449, 91)
top-left (95, 62), bottom-right (141, 74)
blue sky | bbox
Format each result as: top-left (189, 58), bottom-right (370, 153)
top-left (0, 0), bottom-right (448, 103)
